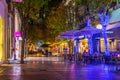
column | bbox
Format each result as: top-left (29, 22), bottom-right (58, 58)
top-left (75, 39), bottom-right (80, 53)
top-left (88, 35), bottom-right (93, 54)
top-left (97, 39), bottom-right (100, 53)
top-left (75, 39), bottom-right (80, 61)
top-left (103, 26), bottom-right (110, 56)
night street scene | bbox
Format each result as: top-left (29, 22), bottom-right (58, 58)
top-left (1, 0), bottom-right (120, 80)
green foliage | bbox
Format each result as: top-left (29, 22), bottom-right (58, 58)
top-left (74, 0), bottom-right (113, 27)
top-left (28, 24), bottom-right (42, 43)
top-left (75, 0), bottom-right (113, 13)
top-left (14, 0), bottom-right (51, 20)
top-left (14, 0), bottom-right (114, 43)
top-left (45, 2), bottom-right (67, 42)
top-left (13, 0), bottom-right (66, 43)
top-left (13, 0), bottom-right (51, 43)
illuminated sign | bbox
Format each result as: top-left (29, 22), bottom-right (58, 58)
top-left (106, 31), bottom-right (113, 34)
top-left (15, 32), bottom-right (21, 37)
top-left (12, 0), bottom-right (23, 2)
top-left (78, 35), bottom-right (84, 38)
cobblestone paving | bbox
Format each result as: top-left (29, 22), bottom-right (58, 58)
top-left (0, 60), bottom-right (120, 80)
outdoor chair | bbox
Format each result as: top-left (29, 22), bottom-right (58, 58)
top-left (103, 56), bottom-right (120, 71)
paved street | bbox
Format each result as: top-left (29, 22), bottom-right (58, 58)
top-left (0, 57), bottom-right (120, 80)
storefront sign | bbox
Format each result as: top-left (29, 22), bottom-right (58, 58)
top-left (15, 32), bottom-right (21, 37)
top-left (12, 0), bottom-right (23, 2)
top-left (78, 35), bottom-right (84, 39)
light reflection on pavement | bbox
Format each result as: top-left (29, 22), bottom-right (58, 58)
top-left (0, 57), bottom-right (120, 80)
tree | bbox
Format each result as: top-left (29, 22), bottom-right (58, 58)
top-left (74, 0), bottom-right (113, 27)
top-left (45, 1), bottom-right (67, 43)
top-left (13, 0), bottom-right (67, 63)
top-left (28, 24), bottom-right (42, 43)
top-left (14, 0), bottom-right (51, 63)
top-left (13, 0), bottom-right (115, 63)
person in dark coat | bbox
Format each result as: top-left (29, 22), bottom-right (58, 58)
top-left (45, 49), bottom-right (49, 57)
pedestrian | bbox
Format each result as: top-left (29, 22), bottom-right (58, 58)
top-left (45, 49), bottom-right (49, 57)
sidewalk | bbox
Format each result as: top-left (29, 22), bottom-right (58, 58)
top-left (24, 56), bottom-right (64, 62)
top-left (8, 59), bottom-right (21, 64)
top-left (8, 56), bottom-right (64, 64)
top-left (0, 61), bottom-right (120, 80)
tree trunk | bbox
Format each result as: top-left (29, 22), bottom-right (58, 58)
top-left (20, 39), bottom-right (25, 64)
top-left (20, 17), bottom-right (28, 64)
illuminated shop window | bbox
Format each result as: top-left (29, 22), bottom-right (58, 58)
top-left (0, 16), bottom-right (4, 61)
top-left (100, 38), bottom-right (117, 52)
top-left (80, 39), bottom-right (88, 53)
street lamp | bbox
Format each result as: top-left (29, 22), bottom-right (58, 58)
top-left (96, 24), bottom-right (102, 29)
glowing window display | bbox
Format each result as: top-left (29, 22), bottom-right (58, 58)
top-left (0, 16), bottom-right (4, 61)
top-left (100, 38), bottom-right (117, 52)
top-left (79, 39), bottom-right (88, 53)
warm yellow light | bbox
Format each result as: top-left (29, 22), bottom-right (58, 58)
top-left (0, 16), bottom-right (4, 61)
top-left (100, 39), bottom-right (105, 52)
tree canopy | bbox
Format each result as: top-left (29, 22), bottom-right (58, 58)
top-left (14, 0), bottom-right (116, 43)
top-left (45, 1), bottom-right (67, 42)
top-left (14, 0), bottom-right (64, 43)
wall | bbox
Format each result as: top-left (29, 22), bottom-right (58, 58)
top-left (0, 0), bottom-right (8, 63)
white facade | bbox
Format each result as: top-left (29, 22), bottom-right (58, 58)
top-left (14, 8), bottom-right (22, 60)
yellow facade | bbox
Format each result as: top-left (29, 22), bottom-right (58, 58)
top-left (0, 16), bottom-right (4, 62)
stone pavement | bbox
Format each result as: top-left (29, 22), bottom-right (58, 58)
top-left (24, 57), bottom-right (64, 62)
top-left (8, 57), bottom-right (64, 64)
top-left (0, 58), bottom-right (120, 80)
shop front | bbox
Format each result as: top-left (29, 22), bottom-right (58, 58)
top-left (0, 16), bottom-right (4, 62)
top-left (106, 7), bottom-right (120, 53)
top-left (79, 39), bottom-right (89, 53)
top-left (0, 0), bottom-right (8, 63)
top-left (100, 38), bottom-right (117, 53)
top-left (14, 8), bottom-right (22, 60)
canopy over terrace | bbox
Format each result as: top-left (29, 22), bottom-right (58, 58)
top-left (74, 26), bottom-right (103, 36)
top-left (58, 19), bottom-right (103, 54)
top-left (74, 19), bottom-right (103, 54)
top-left (57, 30), bottom-right (79, 39)
top-left (75, 19), bottom-right (103, 36)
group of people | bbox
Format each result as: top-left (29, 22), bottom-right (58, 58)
top-left (63, 52), bottom-right (105, 64)
top-left (63, 51), bottom-right (120, 65)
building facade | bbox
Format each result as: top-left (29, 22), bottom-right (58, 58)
top-left (0, 0), bottom-right (8, 63)
top-left (14, 8), bottom-right (22, 60)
